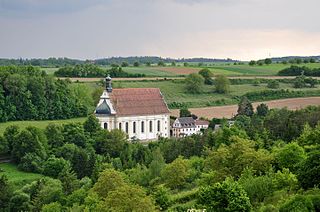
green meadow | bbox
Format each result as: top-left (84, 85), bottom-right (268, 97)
top-left (0, 163), bottom-right (44, 189)
top-left (0, 117), bottom-right (87, 135)
top-left (113, 79), bottom-right (320, 108)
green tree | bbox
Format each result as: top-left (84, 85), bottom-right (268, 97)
top-left (199, 68), bottom-right (214, 85)
top-left (237, 96), bottom-right (254, 117)
top-left (267, 80), bottom-right (280, 89)
top-left (11, 128), bottom-right (47, 163)
top-left (58, 164), bottom-right (80, 195)
top-left (179, 107), bottom-right (191, 117)
top-left (43, 156), bottom-right (70, 178)
top-left (297, 150), bottom-right (320, 189)
top-left (264, 58), bottom-right (272, 65)
top-left (197, 178), bottom-right (252, 212)
top-left (83, 114), bottom-right (101, 135)
top-left (133, 61), bottom-right (140, 67)
top-left (0, 175), bottom-right (12, 210)
top-left (215, 75), bottom-right (230, 93)
top-left (101, 184), bottom-right (156, 212)
top-left (256, 103), bottom-right (269, 116)
top-left (204, 136), bottom-right (273, 179)
top-left (121, 62), bottom-right (129, 67)
top-left (0, 136), bottom-right (9, 155)
top-left (42, 202), bottom-right (63, 212)
top-left (63, 123), bottom-right (87, 148)
top-left (92, 169), bottom-right (127, 198)
top-left (161, 156), bottom-right (190, 189)
top-left (148, 148), bottom-right (166, 180)
top-left (273, 142), bottom-right (306, 172)
top-left (249, 60), bottom-right (256, 66)
top-left (185, 73), bottom-right (204, 94)
top-left (94, 129), bottom-right (127, 158)
top-left (152, 185), bottom-right (170, 210)
top-left (45, 124), bottom-right (64, 149)
top-left (279, 195), bottom-right (314, 212)
top-left (9, 192), bottom-right (31, 212)
top-left (158, 61), bottom-right (165, 66)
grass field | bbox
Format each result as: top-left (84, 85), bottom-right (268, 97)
top-left (210, 63), bottom-right (320, 76)
top-left (42, 63), bottom-right (320, 78)
top-left (123, 67), bottom-right (178, 77)
top-left (0, 163), bottom-right (44, 188)
top-left (112, 80), bottom-right (320, 108)
top-left (40, 67), bottom-right (59, 76)
top-left (124, 63), bottom-right (320, 77)
top-left (0, 117), bottom-right (87, 135)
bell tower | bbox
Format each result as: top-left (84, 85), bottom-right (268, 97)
top-left (106, 75), bottom-right (112, 93)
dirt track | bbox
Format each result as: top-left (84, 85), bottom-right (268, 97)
top-left (170, 97), bottom-right (320, 119)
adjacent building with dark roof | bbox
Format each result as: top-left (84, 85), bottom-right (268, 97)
top-left (95, 76), bottom-right (170, 141)
top-left (172, 117), bottom-right (209, 138)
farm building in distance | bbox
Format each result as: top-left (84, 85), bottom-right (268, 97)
top-left (171, 117), bottom-right (209, 138)
top-left (95, 76), bottom-right (170, 141)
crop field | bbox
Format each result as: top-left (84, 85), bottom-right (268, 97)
top-left (122, 67), bottom-right (178, 77)
top-left (0, 163), bottom-right (44, 188)
top-left (112, 80), bottom-right (320, 109)
top-left (171, 97), bottom-right (320, 119)
top-left (0, 117), bottom-right (87, 135)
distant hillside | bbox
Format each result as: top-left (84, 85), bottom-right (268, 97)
top-left (270, 55), bottom-right (320, 62)
top-left (0, 56), bottom-right (238, 67)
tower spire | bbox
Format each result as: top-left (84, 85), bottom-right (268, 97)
top-left (106, 75), bottom-right (112, 92)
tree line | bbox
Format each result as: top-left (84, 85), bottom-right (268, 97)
top-left (54, 64), bottom-right (145, 78)
top-left (1, 103), bottom-right (320, 211)
top-left (0, 66), bottom-right (89, 122)
top-left (278, 65), bottom-right (320, 77)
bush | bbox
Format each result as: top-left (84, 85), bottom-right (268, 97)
top-left (197, 178), bottom-right (252, 212)
top-left (43, 157), bottom-right (70, 178)
top-left (267, 80), bottom-right (280, 89)
top-left (279, 195), bottom-right (314, 212)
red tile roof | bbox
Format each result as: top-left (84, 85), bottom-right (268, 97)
top-left (110, 88), bottom-right (170, 116)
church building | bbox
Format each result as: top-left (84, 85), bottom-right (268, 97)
top-left (95, 76), bottom-right (170, 141)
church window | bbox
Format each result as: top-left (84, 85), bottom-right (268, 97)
top-left (119, 123), bottom-right (122, 130)
top-left (133, 122), bottom-right (136, 133)
top-left (157, 120), bottom-right (161, 132)
top-left (149, 121), bottom-right (153, 132)
top-left (141, 121), bottom-right (145, 133)
top-left (126, 122), bottom-right (129, 133)
top-left (104, 123), bottom-right (108, 130)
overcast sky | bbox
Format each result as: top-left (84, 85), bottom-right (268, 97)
top-left (0, 0), bottom-right (319, 60)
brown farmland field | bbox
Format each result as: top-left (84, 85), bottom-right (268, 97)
top-left (171, 97), bottom-right (320, 119)
top-left (155, 67), bottom-right (201, 75)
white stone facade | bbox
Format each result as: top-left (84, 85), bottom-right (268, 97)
top-left (97, 114), bottom-right (170, 141)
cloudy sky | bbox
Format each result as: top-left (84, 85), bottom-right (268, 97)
top-left (0, 0), bottom-right (319, 60)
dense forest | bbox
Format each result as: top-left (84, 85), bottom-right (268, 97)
top-left (1, 104), bottom-right (320, 211)
top-left (54, 64), bottom-right (145, 78)
top-left (0, 66), bottom-right (89, 122)
top-left (278, 66), bottom-right (320, 76)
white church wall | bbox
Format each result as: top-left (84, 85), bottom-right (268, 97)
top-left (97, 114), bottom-right (170, 141)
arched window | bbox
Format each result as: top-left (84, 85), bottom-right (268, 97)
top-left (141, 121), bottom-right (144, 133)
top-left (149, 121), bottom-right (153, 132)
top-left (133, 122), bottom-right (136, 133)
top-left (104, 123), bottom-right (108, 130)
top-left (157, 120), bottom-right (161, 132)
top-left (125, 122), bottom-right (129, 133)
top-left (119, 123), bottom-right (122, 130)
